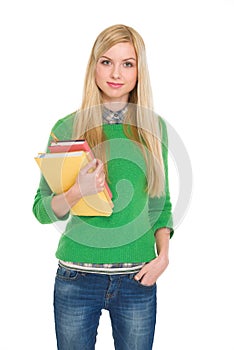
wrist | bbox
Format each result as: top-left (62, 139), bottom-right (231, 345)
top-left (65, 183), bottom-right (82, 207)
top-left (156, 253), bottom-right (169, 269)
top-left (155, 228), bottom-right (170, 260)
top-left (157, 244), bottom-right (169, 259)
top-left (157, 251), bottom-right (169, 260)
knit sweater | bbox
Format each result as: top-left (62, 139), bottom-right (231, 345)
top-left (33, 112), bottom-right (173, 264)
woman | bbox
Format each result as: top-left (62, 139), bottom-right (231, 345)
top-left (33, 24), bottom-right (174, 350)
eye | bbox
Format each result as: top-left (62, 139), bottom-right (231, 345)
top-left (100, 59), bottom-right (111, 66)
top-left (123, 61), bottom-right (134, 68)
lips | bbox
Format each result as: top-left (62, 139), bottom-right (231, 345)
top-left (107, 82), bottom-right (124, 88)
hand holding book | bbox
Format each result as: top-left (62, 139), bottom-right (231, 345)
top-left (35, 136), bottom-right (113, 216)
top-left (77, 158), bottom-right (106, 197)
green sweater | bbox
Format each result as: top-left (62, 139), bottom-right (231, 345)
top-left (33, 112), bottom-right (173, 263)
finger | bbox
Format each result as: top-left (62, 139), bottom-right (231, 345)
top-left (134, 263), bottom-right (149, 281)
top-left (94, 160), bottom-right (104, 177)
top-left (97, 177), bottom-right (105, 187)
top-left (97, 170), bottom-right (105, 181)
top-left (134, 270), bottom-right (145, 281)
top-left (99, 180), bottom-right (105, 190)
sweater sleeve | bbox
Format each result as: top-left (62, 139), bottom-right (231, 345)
top-left (148, 117), bottom-right (174, 238)
top-left (32, 113), bottom-right (75, 224)
top-left (32, 175), bottom-right (70, 224)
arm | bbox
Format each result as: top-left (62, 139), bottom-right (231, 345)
top-left (33, 158), bottom-right (105, 223)
top-left (134, 118), bottom-right (173, 285)
top-left (148, 117), bottom-right (174, 236)
top-left (51, 183), bottom-right (82, 219)
top-left (32, 174), bottom-right (70, 224)
top-left (33, 116), bottom-right (73, 223)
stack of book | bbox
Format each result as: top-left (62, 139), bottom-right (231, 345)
top-left (35, 137), bottom-right (113, 216)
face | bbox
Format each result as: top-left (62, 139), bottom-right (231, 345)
top-left (95, 42), bottom-right (137, 106)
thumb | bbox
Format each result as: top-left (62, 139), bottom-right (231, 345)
top-left (80, 158), bottom-right (97, 174)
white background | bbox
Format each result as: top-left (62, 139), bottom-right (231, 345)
top-left (1, 0), bottom-right (234, 349)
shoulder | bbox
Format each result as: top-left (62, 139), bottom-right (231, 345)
top-left (52, 111), bottom-right (77, 130)
top-left (157, 114), bottom-right (166, 132)
top-left (51, 111), bottom-right (77, 139)
top-left (154, 114), bottom-right (168, 145)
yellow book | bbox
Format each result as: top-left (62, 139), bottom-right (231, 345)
top-left (35, 151), bottom-right (113, 216)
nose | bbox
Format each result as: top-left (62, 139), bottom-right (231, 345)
top-left (111, 64), bottom-right (121, 79)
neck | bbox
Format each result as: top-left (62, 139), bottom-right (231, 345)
top-left (103, 101), bottom-right (128, 112)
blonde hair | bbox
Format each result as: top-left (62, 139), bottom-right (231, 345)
top-left (73, 24), bottom-right (165, 197)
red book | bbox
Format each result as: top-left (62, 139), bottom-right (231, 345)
top-left (49, 139), bottom-right (90, 153)
top-left (48, 139), bottom-right (112, 199)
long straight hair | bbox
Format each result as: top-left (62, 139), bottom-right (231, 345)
top-left (73, 24), bottom-right (165, 197)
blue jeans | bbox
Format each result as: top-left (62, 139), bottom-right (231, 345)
top-left (54, 265), bottom-right (157, 350)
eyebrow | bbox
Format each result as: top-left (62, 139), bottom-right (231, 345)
top-left (100, 55), bottom-right (136, 61)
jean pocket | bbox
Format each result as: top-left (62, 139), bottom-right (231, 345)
top-left (56, 265), bottom-right (86, 281)
top-left (129, 273), bottom-right (156, 289)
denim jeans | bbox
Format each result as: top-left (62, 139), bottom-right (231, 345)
top-left (54, 265), bottom-right (157, 350)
